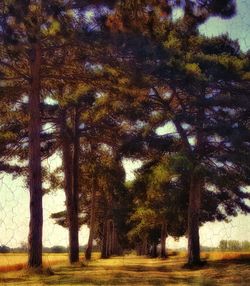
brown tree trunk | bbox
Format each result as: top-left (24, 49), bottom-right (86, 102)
top-left (60, 109), bottom-right (73, 262)
top-left (111, 225), bottom-right (120, 255)
top-left (160, 222), bottom-right (167, 258)
top-left (28, 43), bottom-right (43, 268)
top-left (136, 244), bottom-right (141, 256)
top-left (101, 219), bottom-right (108, 258)
top-left (137, 239), bottom-right (147, 256)
top-left (150, 242), bottom-right (158, 258)
top-left (111, 222), bottom-right (115, 255)
top-left (107, 219), bottom-right (112, 257)
top-left (102, 219), bottom-right (113, 258)
top-left (85, 176), bottom-right (97, 260)
top-left (71, 107), bottom-right (80, 262)
top-left (60, 108), bottom-right (79, 264)
top-left (187, 172), bottom-right (202, 266)
top-left (142, 238), bottom-right (148, 256)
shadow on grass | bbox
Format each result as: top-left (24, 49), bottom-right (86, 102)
top-left (38, 263), bottom-right (215, 286)
top-left (0, 277), bottom-right (26, 284)
top-left (43, 273), bottom-right (199, 286)
top-left (1, 255), bottom-right (249, 285)
top-left (208, 257), bottom-right (250, 269)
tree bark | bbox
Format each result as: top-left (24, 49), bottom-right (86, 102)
top-left (150, 242), bottom-right (158, 258)
top-left (101, 219), bottom-right (113, 258)
top-left (85, 175), bottom-right (97, 260)
top-left (101, 219), bottom-right (109, 258)
top-left (111, 225), bottom-right (120, 255)
top-left (160, 222), bottom-right (167, 258)
top-left (142, 237), bottom-right (148, 256)
top-left (28, 42), bottom-right (43, 268)
top-left (70, 107), bottom-right (80, 262)
top-left (187, 172), bottom-right (202, 266)
top-left (107, 219), bottom-right (112, 257)
top-left (60, 108), bottom-right (79, 263)
top-left (136, 244), bottom-right (141, 256)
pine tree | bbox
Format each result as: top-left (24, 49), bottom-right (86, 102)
top-left (114, 0), bottom-right (248, 266)
top-left (0, 0), bottom-right (125, 266)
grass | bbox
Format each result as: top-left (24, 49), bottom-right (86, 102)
top-left (0, 253), bottom-right (68, 272)
top-left (0, 252), bottom-right (249, 285)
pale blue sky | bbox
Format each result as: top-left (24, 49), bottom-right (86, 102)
top-left (0, 0), bottom-right (250, 249)
top-left (199, 0), bottom-right (250, 52)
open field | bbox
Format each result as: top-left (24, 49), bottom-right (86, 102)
top-left (0, 253), bottom-right (69, 272)
top-left (0, 252), bottom-right (249, 285)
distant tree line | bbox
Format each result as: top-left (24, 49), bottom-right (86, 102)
top-left (0, 245), bottom-right (11, 253)
top-left (1, 240), bottom-right (250, 254)
top-left (219, 240), bottom-right (250, 251)
top-left (0, 244), bottom-right (100, 253)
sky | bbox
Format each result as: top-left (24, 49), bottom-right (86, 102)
top-left (0, 0), bottom-right (250, 250)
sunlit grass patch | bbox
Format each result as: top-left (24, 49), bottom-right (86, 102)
top-left (0, 252), bottom-right (102, 273)
top-left (0, 253), bottom-right (68, 273)
top-left (204, 251), bottom-right (250, 261)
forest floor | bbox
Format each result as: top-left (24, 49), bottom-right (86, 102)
top-left (0, 252), bottom-right (249, 285)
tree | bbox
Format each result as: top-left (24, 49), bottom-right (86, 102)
top-left (1, 0), bottom-right (48, 267)
top-left (51, 143), bottom-right (129, 260)
top-left (0, 245), bottom-right (11, 253)
top-left (128, 157), bottom-right (188, 258)
top-left (0, 0), bottom-right (120, 266)
top-left (116, 0), bottom-right (248, 266)
top-left (114, 5), bottom-right (249, 266)
top-left (0, 0), bottom-right (89, 267)
top-left (59, 106), bottom-right (80, 263)
top-left (50, 245), bottom-right (67, 253)
top-left (147, 35), bottom-right (250, 265)
top-left (219, 240), bottom-right (228, 251)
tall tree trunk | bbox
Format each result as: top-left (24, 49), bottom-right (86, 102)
top-left (70, 107), bottom-right (80, 263)
top-left (28, 43), bottom-right (43, 268)
top-left (107, 219), bottom-right (112, 257)
top-left (60, 109), bottom-right (73, 262)
top-left (160, 222), bottom-right (167, 258)
top-left (187, 172), bottom-right (202, 266)
top-left (85, 175), bottom-right (97, 260)
top-left (60, 108), bottom-right (79, 263)
top-left (136, 244), bottom-right (141, 256)
top-left (102, 219), bottom-right (113, 258)
top-left (101, 219), bottom-right (108, 258)
top-left (142, 237), bottom-right (148, 256)
top-left (111, 225), bottom-right (120, 255)
top-left (109, 220), bottom-right (120, 256)
top-left (137, 239), bottom-right (148, 256)
top-left (150, 242), bottom-right (158, 258)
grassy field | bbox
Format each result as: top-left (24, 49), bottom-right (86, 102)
top-left (0, 253), bottom-right (68, 272)
top-left (0, 252), bottom-right (249, 285)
